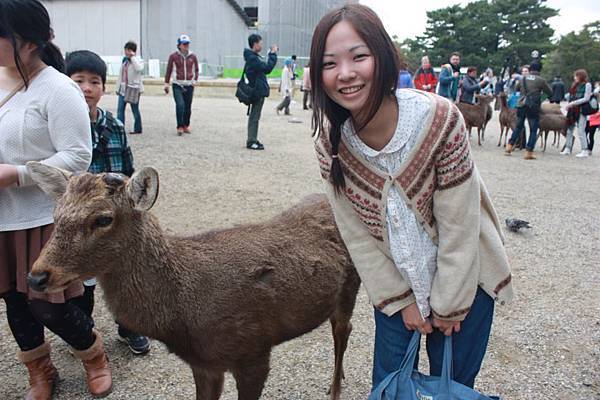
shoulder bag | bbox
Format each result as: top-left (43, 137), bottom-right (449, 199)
top-left (580, 91), bottom-right (599, 116)
top-left (0, 81), bottom-right (25, 109)
top-left (235, 65), bottom-right (256, 106)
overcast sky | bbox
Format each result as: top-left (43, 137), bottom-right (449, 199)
top-left (359, 0), bottom-right (600, 41)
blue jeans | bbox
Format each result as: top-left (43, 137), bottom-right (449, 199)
top-left (172, 84), bottom-right (194, 128)
top-left (509, 106), bottom-right (540, 151)
top-left (117, 95), bottom-right (142, 133)
top-left (372, 287), bottom-right (494, 391)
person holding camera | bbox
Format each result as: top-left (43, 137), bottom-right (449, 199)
top-left (243, 34), bottom-right (277, 150)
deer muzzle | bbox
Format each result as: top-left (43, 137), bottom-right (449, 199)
top-left (27, 271), bottom-right (50, 292)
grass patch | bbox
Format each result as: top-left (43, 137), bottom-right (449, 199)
top-left (222, 68), bottom-right (303, 79)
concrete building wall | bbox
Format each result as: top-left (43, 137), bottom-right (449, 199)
top-left (42, 0), bottom-right (140, 57)
top-left (257, 0), bottom-right (353, 62)
top-left (142, 0), bottom-right (250, 66)
top-left (41, 0), bottom-right (354, 71)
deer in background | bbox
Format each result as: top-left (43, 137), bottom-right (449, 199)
top-left (538, 103), bottom-right (568, 152)
top-left (457, 94), bottom-right (495, 146)
top-left (26, 162), bottom-right (360, 400)
top-left (498, 92), bottom-right (517, 147)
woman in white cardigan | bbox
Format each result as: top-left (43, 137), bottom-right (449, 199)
top-left (116, 40), bottom-right (144, 134)
top-left (0, 0), bottom-right (112, 398)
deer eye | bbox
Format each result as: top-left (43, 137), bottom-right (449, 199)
top-left (93, 216), bottom-right (113, 229)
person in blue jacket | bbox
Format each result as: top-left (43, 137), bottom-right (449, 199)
top-left (397, 68), bottom-right (414, 89)
top-left (243, 34), bottom-right (278, 150)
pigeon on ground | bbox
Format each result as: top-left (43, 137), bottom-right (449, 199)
top-left (505, 218), bottom-right (531, 232)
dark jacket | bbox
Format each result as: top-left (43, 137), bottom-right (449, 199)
top-left (550, 78), bottom-right (566, 103)
top-left (459, 75), bottom-right (481, 104)
top-left (516, 72), bottom-right (552, 108)
top-left (243, 48), bottom-right (277, 98)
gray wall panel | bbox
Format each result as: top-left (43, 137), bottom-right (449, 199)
top-left (42, 0), bottom-right (140, 56)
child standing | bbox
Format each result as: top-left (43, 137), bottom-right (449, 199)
top-left (310, 4), bottom-right (513, 391)
top-left (66, 50), bottom-right (151, 355)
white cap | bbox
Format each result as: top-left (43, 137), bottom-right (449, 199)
top-left (177, 34), bottom-right (191, 45)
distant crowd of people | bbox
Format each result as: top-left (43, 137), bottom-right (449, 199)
top-left (395, 51), bottom-right (599, 159)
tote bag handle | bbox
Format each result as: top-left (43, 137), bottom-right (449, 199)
top-left (438, 335), bottom-right (454, 395)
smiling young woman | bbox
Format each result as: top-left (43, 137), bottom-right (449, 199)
top-left (310, 3), bottom-right (514, 393)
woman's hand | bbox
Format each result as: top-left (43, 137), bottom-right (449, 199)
top-left (432, 317), bottom-right (461, 336)
top-left (0, 164), bottom-right (19, 188)
top-left (401, 303), bottom-right (433, 335)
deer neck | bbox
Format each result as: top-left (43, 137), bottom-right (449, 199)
top-left (98, 212), bottom-right (180, 339)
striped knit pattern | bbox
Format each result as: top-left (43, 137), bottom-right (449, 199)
top-left (315, 92), bottom-right (473, 245)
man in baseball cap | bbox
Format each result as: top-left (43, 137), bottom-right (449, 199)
top-left (164, 34), bottom-right (199, 135)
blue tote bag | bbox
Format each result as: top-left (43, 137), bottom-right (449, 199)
top-left (368, 331), bottom-right (493, 400)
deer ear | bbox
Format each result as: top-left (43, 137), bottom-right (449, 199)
top-left (26, 161), bottom-right (71, 199)
top-left (126, 167), bottom-right (159, 210)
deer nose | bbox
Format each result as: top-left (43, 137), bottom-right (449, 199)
top-left (27, 272), bottom-right (50, 292)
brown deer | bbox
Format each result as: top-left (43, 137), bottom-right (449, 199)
top-left (457, 94), bottom-right (494, 146)
top-left (25, 162), bottom-right (360, 400)
top-left (497, 92), bottom-right (517, 147)
top-left (538, 103), bottom-right (567, 152)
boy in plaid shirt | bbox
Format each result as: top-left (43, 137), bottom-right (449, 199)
top-left (66, 50), bottom-right (150, 354)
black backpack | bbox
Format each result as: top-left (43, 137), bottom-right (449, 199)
top-left (235, 65), bottom-right (256, 106)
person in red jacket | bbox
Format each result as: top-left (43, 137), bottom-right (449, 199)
top-left (163, 34), bottom-right (199, 135)
top-left (413, 56), bottom-right (437, 93)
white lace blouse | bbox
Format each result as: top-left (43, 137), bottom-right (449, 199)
top-left (343, 89), bottom-right (438, 317)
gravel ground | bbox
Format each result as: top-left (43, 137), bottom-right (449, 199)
top-left (1, 94), bottom-right (598, 400)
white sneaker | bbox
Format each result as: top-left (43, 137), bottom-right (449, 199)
top-left (559, 148), bottom-right (571, 155)
top-left (575, 150), bottom-right (590, 158)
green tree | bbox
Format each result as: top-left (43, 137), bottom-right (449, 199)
top-left (544, 21), bottom-right (600, 83)
top-left (400, 0), bottom-right (558, 75)
top-left (493, 0), bottom-right (558, 69)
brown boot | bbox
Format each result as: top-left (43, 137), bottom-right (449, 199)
top-left (18, 342), bottom-right (58, 400)
top-left (72, 330), bottom-right (112, 398)
top-left (504, 143), bottom-right (514, 155)
top-left (524, 151), bottom-right (536, 160)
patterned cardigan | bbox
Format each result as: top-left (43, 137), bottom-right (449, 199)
top-left (315, 91), bottom-right (513, 321)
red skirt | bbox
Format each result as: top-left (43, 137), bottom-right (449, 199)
top-left (0, 224), bottom-right (83, 303)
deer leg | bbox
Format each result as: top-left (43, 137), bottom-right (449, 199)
top-left (498, 126), bottom-right (503, 146)
top-left (232, 353), bottom-right (271, 400)
top-left (543, 131), bottom-right (548, 152)
top-left (328, 268), bottom-right (359, 400)
top-left (477, 127), bottom-right (482, 146)
top-left (191, 366), bottom-right (224, 400)
top-left (328, 315), bottom-right (352, 400)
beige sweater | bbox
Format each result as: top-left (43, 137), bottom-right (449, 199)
top-left (315, 91), bottom-right (513, 321)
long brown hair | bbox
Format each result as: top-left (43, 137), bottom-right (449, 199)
top-left (570, 69), bottom-right (589, 93)
top-left (310, 4), bottom-right (401, 195)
